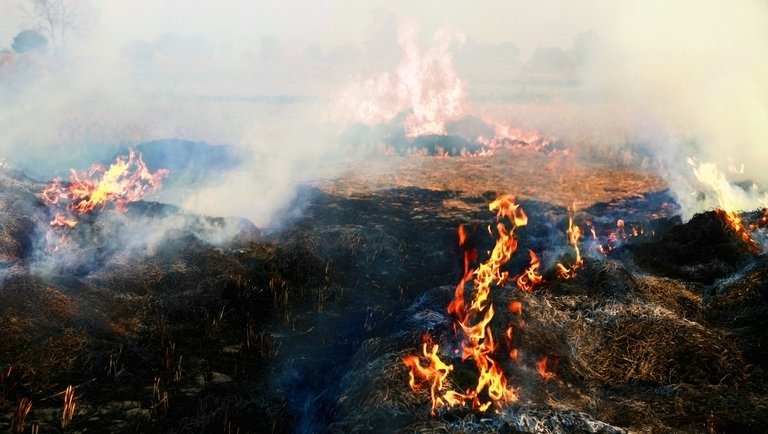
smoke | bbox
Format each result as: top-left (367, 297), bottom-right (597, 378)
top-left (578, 0), bottom-right (768, 217)
top-left (333, 22), bottom-right (467, 137)
top-left (2, 0), bottom-right (766, 242)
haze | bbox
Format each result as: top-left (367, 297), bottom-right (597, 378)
top-left (0, 0), bottom-right (766, 224)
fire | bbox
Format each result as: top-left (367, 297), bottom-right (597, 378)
top-left (535, 356), bottom-right (557, 381)
top-left (515, 249), bottom-right (543, 292)
top-left (508, 300), bottom-right (523, 316)
top-left (716, 209), bottom-right (759, 253)
top-left (476, 122), bottom-right (556, 155)
top-left (594, 219), bottom-right (626, 255)
top-left (61, 384), bottom-right (77, 429)
top-left (41, 150), bottom-right (169, 229)
top-left (335, 23), bottom-right (466, 138)
top-left (405, 195), bottom-right (526, 413)
top-left (401, 343), bottom-right (467, 415)
top-left (51, 213), bottom-right (78, 229)
top-left (505, 300), bottom-right (524, 362)
top-left (457, 223), bottom-right (468, 246)
top-left (556, 207), bottom-right (583, 279)
top-left (334, 23), bottom-right (558, 157)
top-left (691, 159), bottom-right (761, 252)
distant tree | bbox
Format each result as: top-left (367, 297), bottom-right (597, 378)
top-left (11, 29), bottom-right (48, 53)
top-left (567, 32), bottom-right (600, 67)
top-left (525, 47), bottom-right (575, 74)
top-left (20, 0), bottom-right (92, 51)
top-left (121, 39), bottom-right (155, 63)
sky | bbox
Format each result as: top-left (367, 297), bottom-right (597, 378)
top-left (1, 0), bottom-right (606, 58)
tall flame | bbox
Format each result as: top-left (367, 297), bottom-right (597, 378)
top-left (335, 23), bottom-right (466, 138)
top-left (405, 195), bottom-right (526, 413)
top-left (556, 206), bottom-right (583, 279)
top-left (334, 23), bottom-right (557, 156)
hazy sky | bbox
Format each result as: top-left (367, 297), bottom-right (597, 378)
top-left (1, 0), bottom-right (607, 57)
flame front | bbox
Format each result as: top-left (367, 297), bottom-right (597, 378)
top-left (691, 159), bottom-right (761, 252)
top-left (405, 195), bottom-right (526, 413)
top-left (41, 150), bottom-right (169, 230)
top-left (334, 24), bottom-right (557, 157)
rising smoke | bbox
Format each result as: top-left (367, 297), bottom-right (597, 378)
top-left (579, 1), bottom-right (768, 217)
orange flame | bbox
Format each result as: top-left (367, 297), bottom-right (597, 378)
top-left (514, 249), bottom-right (543, 292)
top-left (334, 24), bottom-right (559, 158)
top-left (402, 343), bottom-right (469, 415)
top-left (407, 195), bottom-right (564, 413)
top-left (535, 355), bottom-right (557, 381)
top-left (335, 24), bottom-right (466, 138)
top-left (50, 213), bottom-right (78, 229)
top-left (505, 300), bottom-right (524, 362)
top-left (691, 160), bottom-right (762, 252)
top-left (457, 223), bottom-right (467, 246)
top-left (41, 151), bottom-right (169, 231)
top-left (556, 206), bottom-right (583, 279)
top-left (717, 209), bottom-right (760, 253)
top-left (507, 300), bottom-right (523, 316)
top-left (476, 122), bottom-right (557, 156)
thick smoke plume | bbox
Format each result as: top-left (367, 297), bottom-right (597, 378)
top-left (580, 1), bottom-right (768, 217)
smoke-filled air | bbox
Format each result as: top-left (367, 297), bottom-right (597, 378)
top-left (2, 0), bottom-right (768, 432)
top-left (2, 0), bottom-right (766, 223)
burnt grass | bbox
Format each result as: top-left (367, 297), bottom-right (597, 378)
top-left (1, 165), bottom-right (768, 433)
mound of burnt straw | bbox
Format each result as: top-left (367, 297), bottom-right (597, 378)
top-left (1, 169), bottom-right (768, 433)
top-left (339, 114), bottom-right (562, 157)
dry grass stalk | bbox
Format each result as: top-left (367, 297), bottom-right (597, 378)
top-left (61, 384), bottom-right (77, 429)
top-left (11, 396), bottom-right (32, 434)
top-left (150, 376), bottom-right (169, 419)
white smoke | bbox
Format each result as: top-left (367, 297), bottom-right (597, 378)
top-left (579, 0), bottom-right (768, 217)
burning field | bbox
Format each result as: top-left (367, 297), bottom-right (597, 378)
top-left (2, 2), bottom-right (768, 433)
top-left (1, 139), bottom-right (768, 433)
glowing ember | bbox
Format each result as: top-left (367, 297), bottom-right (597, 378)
top-left (505, 300), bottom-right (524, 362)
top-left (535, 355), bottom-right (557, 381)
top-left (41, 150), bottom-right (169, 229)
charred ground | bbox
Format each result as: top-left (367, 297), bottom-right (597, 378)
top-left (1, 149), bottom-right (767, 433)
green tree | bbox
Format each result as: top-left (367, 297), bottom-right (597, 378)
top-left (20, 0), bottom-right (93, 51)
top-left (11, 29), bottom-right (48, 53)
